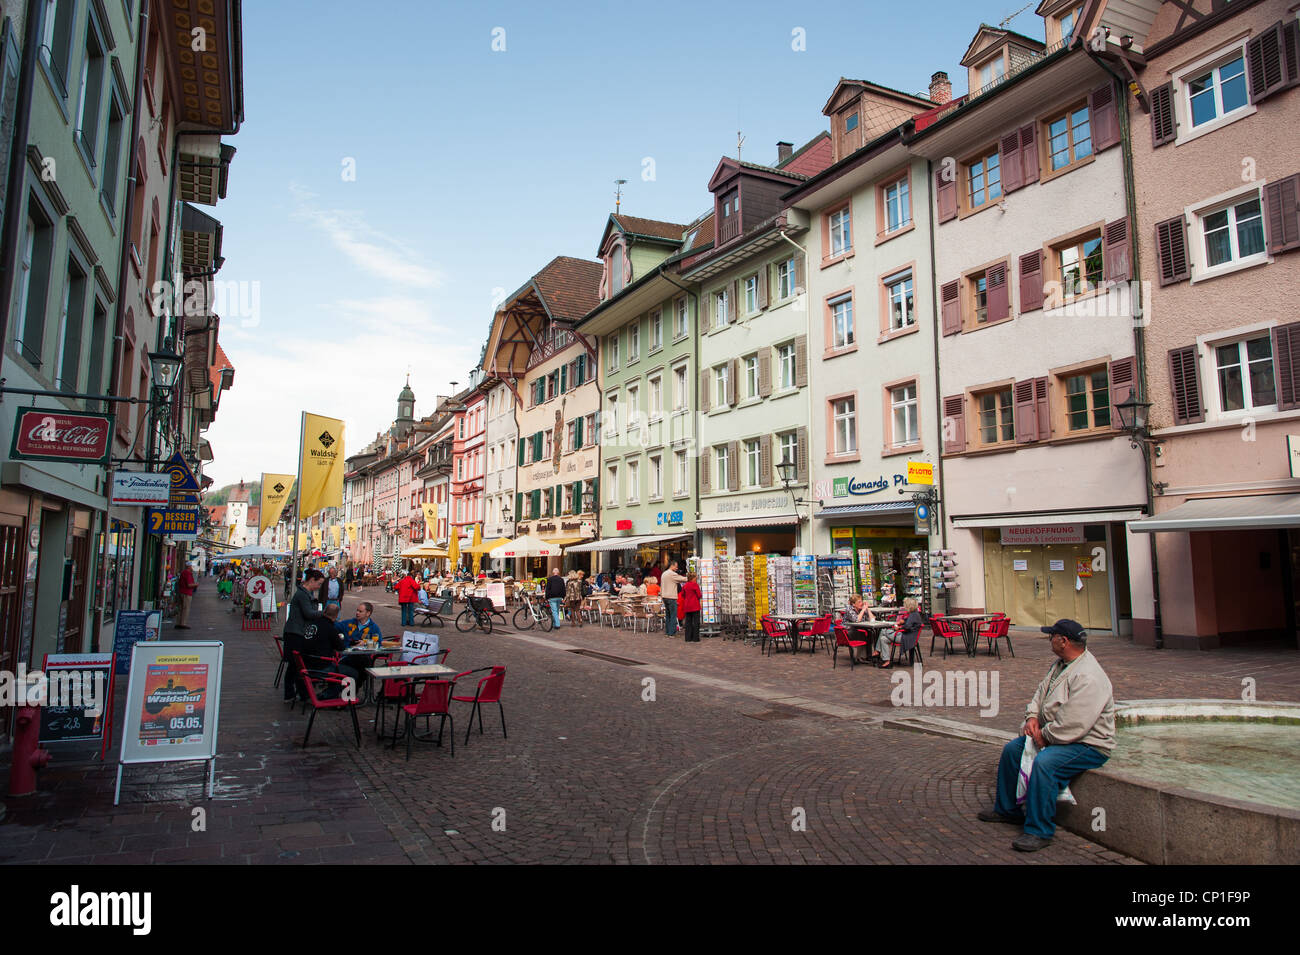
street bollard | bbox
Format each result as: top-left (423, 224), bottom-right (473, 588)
top-left (8, 705), bottom-right (52, 797)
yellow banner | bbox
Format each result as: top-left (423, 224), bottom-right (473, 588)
top-left (311, 527), bottom-right (323, 548)
top-left (258, 473), bottom-right (295, 537)
top-left (226, 524), bottom-right (237, 543)
top-left (297, 532), bottom-right (309, 551)
top-left (421, 503), bottom-right (439, 537)
top-left (298, 413), bottom-right (345, 517)
top-left (330, 525), bottom-right (340, 548)
top-left (345, 522), bottom-right (357, 542)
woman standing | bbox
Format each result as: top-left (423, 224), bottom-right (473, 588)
top-left (564, 570), bottom-right (584, 628)
top-left (677, 572), bottom-right (703, 643)
top-left (284, 570), bottom-right (329, 702)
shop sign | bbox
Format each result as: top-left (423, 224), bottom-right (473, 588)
top-left (163, 452), bottom-right (201, 505)
top-left (906, 461), bottom-right (934, 485)
top-left (714, 535), bottom-right (728, 557)
top-left (714, 495), bottom-right (787, 514)
top-left (111, 472), bottom-right (171, 506)
top-left (656, 510), bottom-right (684, 526)
top-left (1000, 524), bottom-right (1085, 546)
top-left (9, 407), bottom-right (113, 464)
top-left (832, 474), bottom-right (908, 497)
top-left (616, 519), bottom-right (633, 531)
top-left (1289, 435), bottom-right (1300, 479)
top-left (146, 507), bottom-right (200, 539)
top-left (914, 503), bottom-right (932, 536)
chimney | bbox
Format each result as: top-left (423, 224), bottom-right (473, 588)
top-left (929, 71), bottom-right (952, 105)
top-left (776, 141), bottom-right (793, 164)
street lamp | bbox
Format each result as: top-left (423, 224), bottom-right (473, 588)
top-left (148, 337), bottom-right (183, 392)
top-left (776, 457), bottom-right (819, 553)
top-left (1113, 394), bottom-right (1153, 448)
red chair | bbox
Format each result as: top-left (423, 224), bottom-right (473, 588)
top-left (452, 666), bottom-right (507, 744)
top-left (402, 672), bottom-right (469, 759)
top-left (929, 615), bottom-right (965, 659)
top-left (273, 636), bottom-right (287, 689)
top-left (292, 651), bottom-right (361, 748)
top-left (832, 625), bottom-right (869, 669)
top-left (797, 615), bottom-right (833, 654)
top-left (761, 616), bottom-right (793, 656)
top-left (884, 626), bottom-right (924, 668)
top-left (978, 615), bottom-right (1014, 658)
top-left (374, 659), bottom-right (413, 739)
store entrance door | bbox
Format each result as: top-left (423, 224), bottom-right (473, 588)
top-left (989, 540), bottom-right (1112, 631)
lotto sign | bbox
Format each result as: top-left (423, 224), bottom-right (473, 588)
top-left (9, 407), bottom-right (112, 464)
top-left (907, 461), bottom-right (934, 485)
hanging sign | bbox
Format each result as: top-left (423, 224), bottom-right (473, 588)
top-left (111, 472), bottom-right (171, 506)
top-left (906, 461), bottom-right (934, 485)
top-left (9, 407), bottom-right (113, 464)
top-left (164, 451), bottom-right (201, 505)
top-left (146, 506), bottom-right (200, 538)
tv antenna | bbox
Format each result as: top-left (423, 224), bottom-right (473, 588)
top-left (999, 1), bottom-right (1034, 28)
top-left (736, 130), bottom-right (745, 160)
top-left (614, 179), bottom-right (627, 213)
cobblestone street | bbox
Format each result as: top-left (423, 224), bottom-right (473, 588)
top-left (13, 586), bottom-right (1296, 864)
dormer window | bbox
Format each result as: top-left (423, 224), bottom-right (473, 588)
top-left (978, 55), bottom-right (1005, 89)
top-left (719, 187), bottom-right (740, 243)
top-left (1059, 5), bottom-right (1083, 44)
top-left (844, 113), bottom-right (859, 133)
top-left (608, 243), bottom-right (625, 295)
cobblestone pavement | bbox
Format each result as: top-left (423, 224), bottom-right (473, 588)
top-left (18, 585), bottom-right (1289, 863)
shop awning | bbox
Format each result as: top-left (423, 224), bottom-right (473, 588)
top-left (543, 536), bottom-right (587, 547)
top-left (697, 515), bottom-right (800, 530)
top-left (1129, 494), bottom-right (1300, 533)
top-left (637, 532), bottom-right (692, 544)
top-left (564, 536), bottom-right (648, 553)
top-left (950, 507), bottom-right (1146, 529)
top-left (815, 501), bottom-right (913, 520)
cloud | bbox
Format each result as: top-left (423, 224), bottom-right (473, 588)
top-left (289, 183), bottom-right (442, 289)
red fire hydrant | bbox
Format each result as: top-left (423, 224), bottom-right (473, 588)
top-left (8, 706), bottom-right (51, 797)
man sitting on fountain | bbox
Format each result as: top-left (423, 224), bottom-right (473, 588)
top-left (978, 618), bottom-right (1115, 852)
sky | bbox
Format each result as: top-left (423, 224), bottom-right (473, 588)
top-left (201, 0), bottom-right (1048, 490)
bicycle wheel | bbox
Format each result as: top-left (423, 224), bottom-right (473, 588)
top-left (477, 612), bottom-right (493, 635)
top-left (539, 608), bottom-right (554, 632)
top-left (455, 609), bottom-right (475, 632)
top-left (513, 607), bottom-right (534, 630)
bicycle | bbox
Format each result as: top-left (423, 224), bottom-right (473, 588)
top-left (512, 593), bottom-right (554, 632)
top-left (455, 595), bottom-right (495, 634)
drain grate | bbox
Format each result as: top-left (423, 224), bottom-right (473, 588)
top-left (565, 648), bottom-right (646, 667)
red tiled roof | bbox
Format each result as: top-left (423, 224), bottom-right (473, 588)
top-left (532, 256), bottom-right (603, 322)
top-left (782, 133), bottom-right (834, 178)
top-left (611, 214), bottom-right (688, 242)
top-left (209, 342), bottom-right (234, 393)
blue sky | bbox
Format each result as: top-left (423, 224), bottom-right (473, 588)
top-left (203, 0), bottom-right (1047, 489)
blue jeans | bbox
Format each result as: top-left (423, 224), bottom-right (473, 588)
top-left (663, 598), bottom-right (677, 635)
top-left (548, 598), bottom-right (563, 623)
top-left (994, 735), bottom-right (1108, 838)
top-left (400, 602), bottom-right (414, 626)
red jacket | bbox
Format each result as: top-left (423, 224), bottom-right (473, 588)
top-left (677, 580), bottom-right (702, 618)
top-left (396, 575), bottom-right (420, 603)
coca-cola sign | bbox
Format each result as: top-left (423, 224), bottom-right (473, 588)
top-left (10, 407), bottom-right (113, 465)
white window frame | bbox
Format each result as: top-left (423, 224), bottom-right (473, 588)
top-left (715, 287), bottom-right (731, 326)
top-left (673, 363), bottom-right (688, 411)
top-left (778, 431), bottom-right (798, 475)
top-left (650, 309), bottom-right (663, 351)
top-left (1187, 183), bottom-right (1273, 284)
top-left (885, 270), bottom-right (915, 331)
top-left (649, 454), bottom-right (663, 500)
top-left (715, 364), bottom-right (729, 407)
top-left (674, 449), bottom-right (689, 496)
top-left (889, 382), bottom-right (919, 448)
top-left (606, 464), bottom-right (620, 505)
top-left (829, 205), bottom-right (851, 256)
top-left (627, 320), bottom-right (640, 363)
top-left (884, 177), bottom-right (911, 235)
top-left (674, 296), bottom-right (689, 339)
top-left (744, 274), bottom-right (758, 314)
top-left (777, 343), bottom-right (796, 391)
top-left (744, 439), bottom-right (761, 488)
top-left (1197, 321), bottom-right (1281, 420)
top-left (777, 258), bottom-right (795, 299)
top-left (830, 294), bottom-right (854, 349)
top-left (833, 397), bottom-right (857, 455)
top-left (648, 374), bottom-right (663, 419)
top-left (715, 445), bottom-right (730, 489)
top-left (744, 354), bottom-right (759, 398)
top-left (606, 333), bottom-right (620, 371)
top-left (626, 459), bottom-right (640, 503)
top-left (1172, 40), bottom-right (1256, 146)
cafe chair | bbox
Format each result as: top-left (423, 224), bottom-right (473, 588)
top-left (929, 615), bottom-right (965, 659)
top-left (273, 636), bottom-right (287, 689)
top-left (887, 628), bottom-right (924, 669)
top-left (452, 666), bottom-right (507, 745)
top-left (374, 659), bottom-right (415, 740)
top-left (798, 615), bottom-right (833, 654)
top-left (402, 675), bottom-right (462, 760)
top-left (293, 651), bottom-right (362, 749)
top-left (761, 616), bottom-right (793, 656)
top-left (832, 625), bottom-right (869, 669)
top-left (978, 614), bottom-right (1013, 658)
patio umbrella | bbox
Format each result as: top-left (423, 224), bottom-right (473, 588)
top-left (471, 524), bottom-right (483, 576)
top-left (467, 536), bottom-right (512, 554)
top-left (401, 542), bottom-right (447, 558)
top-left (446, 530), bottom-right (460, 573)
top-left (488, 534), bottom-right (564, 560)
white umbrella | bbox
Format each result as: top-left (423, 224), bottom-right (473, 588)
top-left (488, 534), bottom-right (564, 559)
top-left (220, 544), bottom-right (290, 559)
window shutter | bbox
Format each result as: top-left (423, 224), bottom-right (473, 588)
top-left (757, 264), bottom-right (769, 309)
top-left (732, 279), bottom-right (741, 317)
top-left (1263, 174), bottom-right (1300, 255)
top-left (590, 477), bottom-right (599, 510)
top-left (1150, 81), bottom-right (1176, 147)
top-left (1000, 131), bottom-right (1022, 193)
top-left (700, 369), bottom-right (711, 412)
top-left (1018, 251), bottom-right (1044, 312)
top-left (794, 335), bottom-right (808, 387)
top-left (1090, 84), bottom-right (1120, 151)
top-left (727, 441), bottom-right (740, 491)
top-left (1168, 345), bottom-right (1205, 425)
top-left (727, 358), bottom-right (739, 406)
top-left (760, 434), bottom-right (773, 487)
top-left (793, 253), bottom-right (806, 295)
top-left (935, 168), bottom-right (958, 223)
top-left (1273, 322), bottom-right (1300, 412)
top-left (1246, 21), bottom-right (1289, 102)
top-left (758, 348), bottom-right (772, 397)
top-left (940, 279), bottom-right (962, 336)
top-left (1285, 19), bottom-right (1300, 91)
top-left (700, 450), bottom-right (710, 493)
top-left (574, 415), bottom-right (583, 449)
top-left (517, 439), bottom-right (525, 466)
top-left (942, 395), bottom-right (966, 454)
top-left (796, 427), bottom-right (808, 482)
top-left (699, 290), bottom-right (711, 332)
top-left (986, 262), bottom-right (1009, 321)
top-left (1018, 124), bottom-right (1039, 186)
top-left (515, 492), bottom-right (523, 520)
top-left (560, 363), bottom-right (567, 394)
top-left (1155, 216), bottom-right (1191, 285)
top-left (1034, 378), bottom-right (1050, 441)
top-left (1103, 217), bottom-right (1131, 283)
top-left (1014, 380), bottom-right (1038, 444)
top-left (531, 489), bottom-right (541, 518)
top-left (1108, 357), bottom-right (1136, 430)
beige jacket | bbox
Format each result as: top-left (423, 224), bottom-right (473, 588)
top-left (1025, 649), bottom-right (1116, 753)
top-left (659, 569), bottom-right (686, 600)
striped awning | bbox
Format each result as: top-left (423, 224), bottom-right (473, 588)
top-left (697, 514), bottom-right (800, 530)
top-left (564, 536), bottom-right (647, 553)
top-left (815, 501), bottom-right (913, 520)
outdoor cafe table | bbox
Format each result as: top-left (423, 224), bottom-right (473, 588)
top-left (939, 613), bottom-right (997, 656)
top-left (768, 614), bottom-right (821, 653)
top-left (842, 619), bottom-right (895, 663)
top-left (366, 663), bottom-right (459, 746)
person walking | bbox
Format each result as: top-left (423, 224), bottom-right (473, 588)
top-left (396, 567), bottom-right (420, 627)
top-left (284, 569), bottom-right (329, 702)
top-left (660, 560), bottom-right (685, 637)
top-left (564, 570), bottom-right (584, 628)
top-left (677, 571), bottom-right (703, 643)
top-left (545, 567), bottom-right (567, 625)
top-left (322, 566), bottom-right (344, 610)
top-left (175, 562), bottom-right (198, 629)
top-left (343, 564), bottom-right (354, 593)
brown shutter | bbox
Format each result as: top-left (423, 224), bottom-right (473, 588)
top-left (700, 448), bottom-right (711, 493)
top-left (1246, 21), bottom-right (1288, 102)
top-left (935, 168), bottom-right (957, 223)
top-left (699, 289), bottom-right (711, 332)
top-left (1264, 174), bottom-right (1300, 255)
top-left (1090, 83), bottom-right (1120, 151)
top-left (727, 441), bottom-right (740, 491)
top-left (1285, 20), bottom-right (1300, 91)
top-left (1168, 346), bottom-right (1204, 425)
top-left (1000, 131), bottom-right (1022, 193)
top-left (1014, 380), bottom-right (1038, 444)
top-left (940, 279), bottom-right (962, 336)
top-left (1019, 251), bottom-right (1044, 312)
top-left (794, 335), bottom-right (808, 388)
top-left (1102, 217), bottom-right (1130, 283)
top-left (759, 434), bottom-right (773, 487)
top-left (757, 263), bottom-right (769, 309)
top-left (1273, 322), bottom-right (1300, 412)
top-left (1018, 124), bottom-right (1039, 186)
top-left (1034, 377), bottom-right (1050, 441)
top-left (1108, 356), bottom-right (1136, 430)
top-left (796, 427), bottom-right (809, 482)
top-left (942, 395), bottom-right (966, 454)
top-left (986, 262), bottom-right (1009, 321)
top-left (727, 358), bottom-right (739, 406)
top-left (793, 253), bottom-right (806, 295)
top-left (1155, 216), bottom-right (1191, 285)
top-left (1150, 81), bottom-right (1176, 147)
top-left (700, 369), bottom-right (711, 412)
top-left (758, 348), bottom-right (772, 397)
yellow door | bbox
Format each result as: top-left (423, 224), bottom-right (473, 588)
top-left (1006, 546), bottom-right (1046, 628)
top-left (1044, 544), bottom-right (1077, 625)
top-left (1072, 542), bottom-right (1112, 631)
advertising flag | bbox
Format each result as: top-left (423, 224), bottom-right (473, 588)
top-left (421, 503), bottom-right (439, 538)
top-left (259, 474), bottom-right (295, 537)
top-left (311, 527), bottom-right (322, 548)
top-left (298, 413), bottom-right (345, 517)
top-left (345, 522), bottom-right (357, 542)
top-left (330, 525), bottom-right (340, 548)
top-left (297, 532), bottom-right (309, 551)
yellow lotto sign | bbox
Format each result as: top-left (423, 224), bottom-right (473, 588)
top-left (907, 461), bottom-right (934, 485)
top-left (298, 413), bottom-right (345, 517)
top-left (259, 473), bottom-right (295, 537)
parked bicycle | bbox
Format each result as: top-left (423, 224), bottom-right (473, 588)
top-left (512, 593), bottom-right (554, 632)
top-left (455, 595), bottom-right (496, 634)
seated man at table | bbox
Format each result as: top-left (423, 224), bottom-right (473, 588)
top-left (302, 609), bottom-right (362, 700)
top-left (979, 619), bottom-right (1114, 852)
top-left (338, 601), bottom-right (382, 647)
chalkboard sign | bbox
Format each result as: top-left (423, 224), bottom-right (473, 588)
top-left (112, 610), bottom-right (161, 674)
top-left (39, 653), bottom-right (116, 758)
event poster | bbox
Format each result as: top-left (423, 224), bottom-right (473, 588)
top-left (137, 656), bottom-right (208, 746)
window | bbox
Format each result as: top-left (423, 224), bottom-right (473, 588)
top-left (673, 365), bottom-right (688, 410)
top-left (566, 419), bottom-right (578, 452)
top-left (627, 320), bottom-right (640, 363)
top-left (1215, 336), bottom-right (1275, 412)
top-left (1057, 233), bottom-right (1104, 297)
top-left (532, 378), bottom-right (545, 406)
top-left (55, 259), bottom-right (89, 392)
top-left (584, 413), bottom-right (597, 447)
top-left (967, 149), bottom-right (1002, 209)
top-left (543, 428), bottom-right (553, 459)
top-left (715, 445), bottom-right (730, 489)
top-left (606, 333), bottom-right (620, 371)
top-left (101, 86), bottom-right (127, 212)
top-left (626, 460), bottom-right (640, 503)
top-left (650, 309), bottom-right (662, 350)
top-left (833, 398), bottom-right (857, 455)
top-left (778, 343), bottom-right (796, 390)
top-left (971, 272), bottom-right (989, 324)
top-left (1059, 5), bottom-right (1083, 42)
top-left (546, 370), bottom-right (558, 399)
top-left (74, 13), bottom-right (107, 165)
top-left (744, 274), bottom-right (758, 314)
top-left (626, 384), bottom-right (639, 440)
top-left (978, 56), bottom-right (1005, 89)
top-left (778, 431), bottom-right (798, 474)
top-left (844, 112), bottom-right (859, 133)
top-left (885, 271), bottom-right (914, 331)
top-left (883, 177), bottom-right (910, 234)
top-left (777, 257), bottom-right (796, 299)
top-left (830, 294), bottom-right (854, 349)
top-left (674, 297), bottom-right (689, 338)
top-left (649, 375), bottom-right (663, 417)
top-left (889, 383), bottom-right (919, 448)
top-left (1201, 196), bottom-right (1265, 269)
top-left (1046, 103), bottom-right (1092, 172)
top-left (675, 449), bottom-right (688, 495)
top-left (1188, 54), bottom-right (1248, 128)
top-left (15, 209), bottom-right (54, 367)
top-left (609, 244), bottom-right (625, 295)
top-left (715, 286), bottom-right (731, 326)
top-left (649, 455), bottom-right (662, 499)
top-left (715, 364), bottom-right (729, 406)
top-left (40, 0), bottom-right (76, 94)
top-left (606, 464), bottom-right (619, 505)
top-left (744, 355), bottom-right (759, 398)
top-left (1063, 368), bottom-right (1111, 431)
top-left (829, 205), bottom-right (851, 256)
top-left (744, 439), bottom-right (761, 487)
top-left (605, 395), bottom-right (618, 440)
